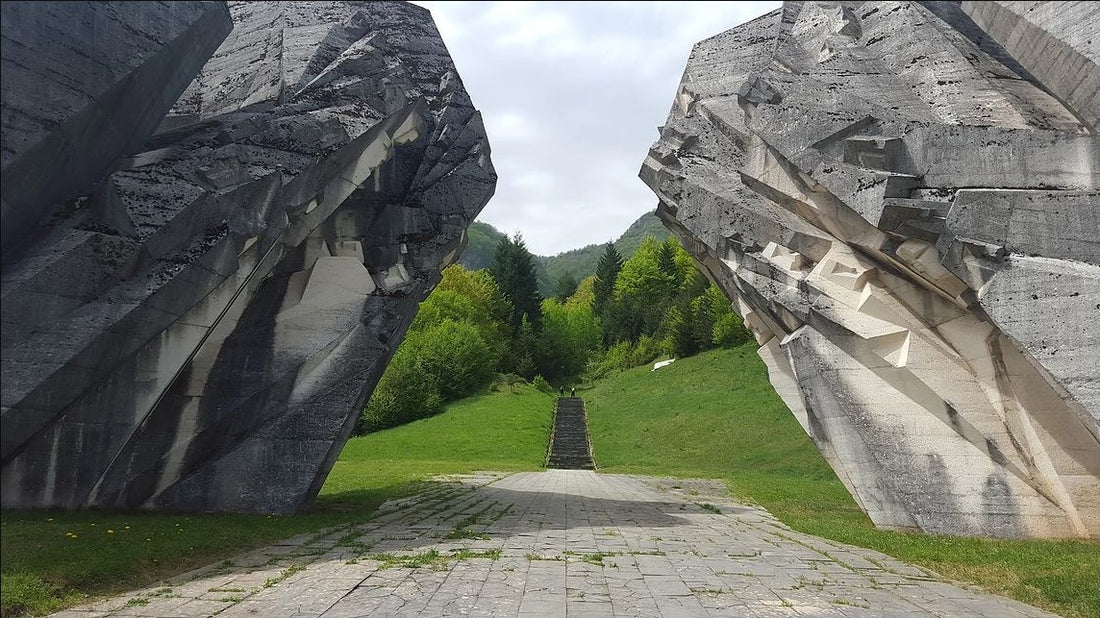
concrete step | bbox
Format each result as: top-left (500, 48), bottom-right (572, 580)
top-left (546, 396), bottom-right (595, 470)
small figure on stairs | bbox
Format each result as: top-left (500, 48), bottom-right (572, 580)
top-left (570, 386), bottom-right (576, 397)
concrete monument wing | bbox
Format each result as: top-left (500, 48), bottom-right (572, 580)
top-left (641, 0), bottom-right (1099, 538)
top-left (1, 1), bottom-right (495, 513)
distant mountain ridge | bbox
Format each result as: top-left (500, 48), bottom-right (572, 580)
top-left (457, 211), bottom-right (670, 295)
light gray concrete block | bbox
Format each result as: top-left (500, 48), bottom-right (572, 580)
top-left (640, 1), bottom-right (1099, 539)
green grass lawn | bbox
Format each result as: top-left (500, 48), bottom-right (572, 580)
top-left (584, 345), bottom-right (1099, 618)
top-left (0, 384), bottom-right (553, 617)
top-left (0, 508), bottom-right (374, 618)
top-left (318, 382), bottom-right (553, 506)
top-left (3, 347), bottom-right (1096, 617)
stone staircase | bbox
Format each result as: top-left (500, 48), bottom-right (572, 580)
top-left (546, 397), bottom-right (595, 470)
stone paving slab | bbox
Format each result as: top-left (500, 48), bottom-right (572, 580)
top-left (52, 470), bottom-right (1058, 617)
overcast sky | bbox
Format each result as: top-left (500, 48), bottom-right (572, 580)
top-left (412, 1), bottom-right (780, 256)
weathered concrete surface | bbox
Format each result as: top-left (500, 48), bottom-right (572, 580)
top-left (0, 1), bottom-right (234, 255)
top-left (641, 1), bottom-right (1099, 538)
top-left (48, 471), bottom-right (1060, 618)
top-left (1, 1), bottom-right (495, 513)
top-left (961, 1), bottom-right (1100, 129)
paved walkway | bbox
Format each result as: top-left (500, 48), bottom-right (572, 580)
top-left (54, 470), bottom-right (1055, 617)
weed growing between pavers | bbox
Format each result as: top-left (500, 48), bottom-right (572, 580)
top-left (121, 586), bottom-right (182, 609)
top-left (689, 587), bottom-right (728, 596)
top-left (369, 548), bottom-right (502, 571)
top-left (207, 586), bottom-right (246, 593)
top-left (696, 503), bottom-right (722, 514)
top-left (445, 528), bottom-right (490, 540)
top-left (262, 564), bottom-right (305, 588)
top-left (444, 501), bottom-right (505, 540)
top-left (525, 553), bottom-right (565, 562)
top-left (562, 551), bottom-right (621, 566)
top-left (725, 550), bottom-right (761, 558)
top-left (487, 504), bottom-right (512, 523)
top-left (335, 530), bottom-right (372, 553)
top-left (790, 576), bottom-right (827, 591)
top-left (453, 549), bottom-right (502, 561)
top-left (831, 597), bottom-right (870, 609)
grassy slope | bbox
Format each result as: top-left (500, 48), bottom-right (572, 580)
top-left (319, 384), bottom-right (553, 503)
top-left (584, 346), bottom-right (1099, 618)
top-left (0, 384), bottom-right (552, 617)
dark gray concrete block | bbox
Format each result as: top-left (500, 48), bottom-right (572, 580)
top-left (1, 1), bottom-right (495, 513)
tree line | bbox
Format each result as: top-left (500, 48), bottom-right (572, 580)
top-left (356, 233), bottom-right (752, 434)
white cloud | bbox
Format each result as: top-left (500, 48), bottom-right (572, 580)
top-left (414, 1), bottom-right (781, 255)
top-left (493, 11), bottom-right (575, 52)
top-left (485, 110), bottom-right (541, 143)
top-left (508, 169), bottom-right (556, 195)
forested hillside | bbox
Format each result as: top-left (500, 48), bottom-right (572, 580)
top-left (459, 221), bottom-right (506, 271)
top-left (534, 211), bottom-right (669, 294)
top-left (457, 211), bottom-right (670, 296)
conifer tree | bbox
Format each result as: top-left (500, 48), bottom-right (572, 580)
top-left (553, 272), bottom-right (579, 302)
top-left (657, 237), bottom-right (679, 280)
top-left (592, 242), bottom-right (623, 318)
top-left (490, 232), bottom-right (543, 333)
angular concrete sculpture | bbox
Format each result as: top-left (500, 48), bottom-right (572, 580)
top-left (1, 1), bottom-right (495, 513)
top-left (642, 1), bottom-right (1099, 538)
